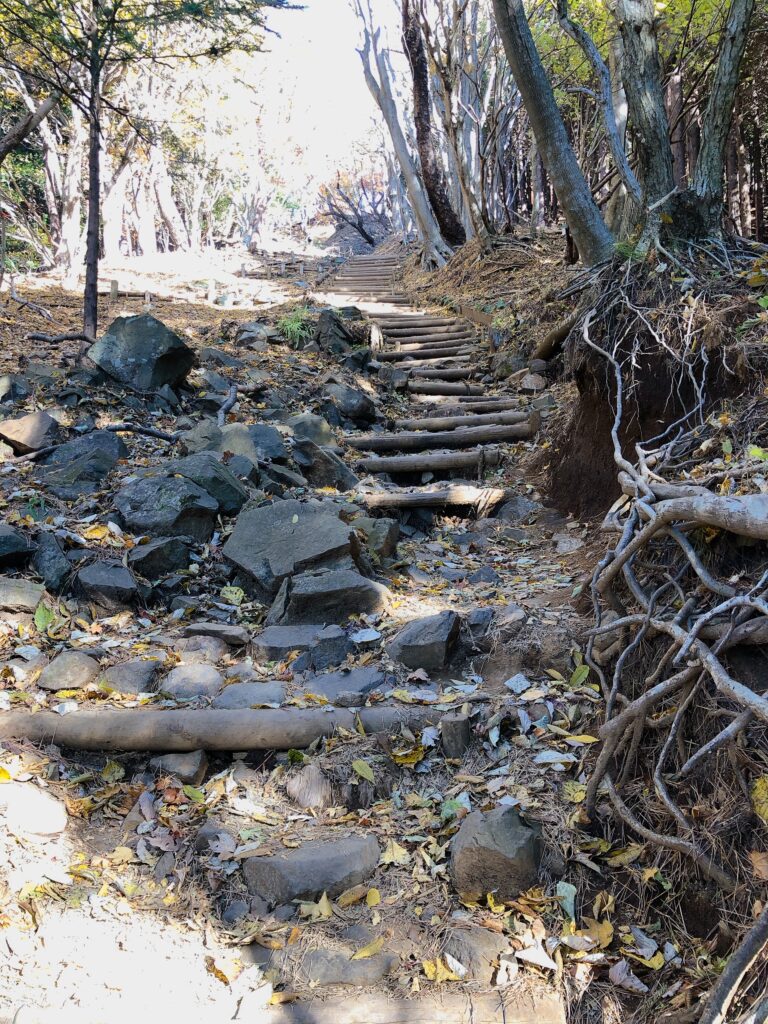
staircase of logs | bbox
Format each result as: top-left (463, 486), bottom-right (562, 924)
top-left (317, 253), bottom-right (539, 516)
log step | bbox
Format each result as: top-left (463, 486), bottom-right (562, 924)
top-left (393, 409), bottom-right (530, 431)
top-left (346, 421), bottom-right (535, 453)
top-left (408, 381), bottom-right (485, 396)
top-left (383, 326), bottom-right (474, 338)
top-left (360, 485), bottom-right (510, 510)
top-left (407, 367), bottom-right (478, 379)
top-left (357, 447), bottom-right (501, 475)
top-left (378, 346), bottom-right (474, 362)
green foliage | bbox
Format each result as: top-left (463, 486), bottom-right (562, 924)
top-left (277, 306), bottom-right (314, 344)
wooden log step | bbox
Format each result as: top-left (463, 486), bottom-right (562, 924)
top-left (360, 485), bottom-right (509, 510)
top-left (393, 409), bottom-right (529, 431)
top-left (407, 367), bottom-right (477, 379)
top-left (387, 332), bottom-right (475, 345)
top-left (347, 421), bottom-right (535, 453)
top-left (391, 338), bottom-right (475, 353)
top-left (437, 398), bottom-right (522, 414)
top-left (374, 317), bottom-right (457, 328)
top-left (383, 325), bottom-right (473, 337)
top-left (408, 381), bottom-right (485, 395)
top-left (357, 447), bottom-right (502, 474)
top-left (378, 346), bottom-right (473, 362)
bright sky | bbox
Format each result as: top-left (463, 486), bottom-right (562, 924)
top-left (257, 0), bottom-right (391, 176)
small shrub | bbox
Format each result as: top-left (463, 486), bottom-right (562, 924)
top-left (277, 306), bottom-right (314, 344)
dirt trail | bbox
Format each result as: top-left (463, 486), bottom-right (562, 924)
top-left (0, 253), bottom-right (600, 1024)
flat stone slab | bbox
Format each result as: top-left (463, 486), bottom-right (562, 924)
top-left (267, 568), bottom-right (390, 626)
top-left (0, 578), bottom-right (44, 611)
top-left (299, 666), bottom-right (386, 703)
top-left (182, 621), bottom-right (250, 646)
top-left (223, 499), bottom-right (358, 597)
top-left (102, 658), bottom-right (161, 694)
top-left (212, 681), bottom-right (285, 708)
top-left (161, 663), bottom-right (224, 699)
top-left (183, 420), bottom-right (287, 463)
top-left (166, 451), bottom-right (248, 514)
top-left (77, 562), bottom-right (139, 610)
top-left (243, 834), bottom-right (379, 904)
top-left (299, 949), bottom-right (397, 988)
top-left (114, 475), bottom-right (218, 542)
top-left (0, 410), bottom-right (60, 454)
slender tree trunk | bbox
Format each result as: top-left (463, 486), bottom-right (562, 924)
top-left (492, 0), bottom-right (613, 264)
top-left (0, 94), bottom-right (59, 168)
top-left (666, 68), bottom-right (686, 186)
top-left (692, 0), bottom-right (755, 231)
top-left (150, 143), bottom-right (190, 251)
top-left (401, 0), bottom-right (465, 246)
top-left (83, 13), bottom-right (101, 340)
top-left (726, 124), bottom-right (739, 228)
top-left (614, 0), bottom-right (675, 207)
top-left (102, 160), bottom-right (131, 263)
top-left (135, 177), bottom-right (158, 256)
top-left (58, 106), bottom-right (86, 288)
top-left (736, 113), bottom-right (751, 235)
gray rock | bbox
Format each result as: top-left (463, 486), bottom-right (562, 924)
top-left (37, 651), bottom-right (100, 692)
top-left (300, 949), bottom-right (396, 988)
top-left (314, 310), bottom-right (354, 355)
top-left (212, 681), bottom-right (285, 707)
top-left (466, 607), bottom-right (494, 640)
top-left (496, 495), bottom-right (540, 524)
top-left (0, 373), bottom-right (30, 404)
top-left (443, 926), bottom-right (510, 983)
top-left (166, 452), bottom-right (248, 514)
top-left (285, 764), bottom-right (334, 810)
top-left (77, 562), bottom-right (139, 610)
top-left (149, 750), bottom-right (208, 785)
top-left (114, 475), bottom-right (218, 542)
top-left (221, 900), bottom-right (250, 925)
top-left (32, 533), bottom-right (71, 593)
top-left (161, 663), bottom-right (223, 699)
top-left (0, 782), bottom-right (68, 836)
top-left (87, 315), bottom-right (194, 390)
top-left (253, 624), bottom-right (351, 669)
top-left (0, 410), bottom-right (60, 454)
top-left (354, 517), bottom-right (399, 560)
top-left (223, 499), bottom-right (359, 598)
top-left (291, 439), bottom-right (359, 490)
top-left (128, 537), bottom-right (190, 578)
top-left (286, 412), bottom-right (334, 446)
top-left (386, 611), bottom-right (461, 670)
top-left (39, 448), bottom-right (119, 498)
top-left (0, 524), bottom-right (35, 566)
top-left (0, 578), bottom-right (44, 611)
top-left (449, 806), bottom-right (542, 901)
top-left (243, 834), bottom-right (380, 904)
top-left (324, 383), bottom-right (376, 424)
top-left (200, 347), bottom-right (246, 369)
top-left (182, 621), bottom-right (250, 646)
top-left (298, 666), bottom-right (386, 702)
top-left (41, 430), bottom-right (127, 469)
top-left (103, 658), bottom-right (161, 694)
top-left (267, 569), bottom-right (390, 626)
top-left (469, 566), bottom-right (500, 585)
top-left (174, 636), bottom-right (228, 663)
top-left (182, 419), bottom-right (287, 463)
top-left (520, 372), bottom-right (547, 394)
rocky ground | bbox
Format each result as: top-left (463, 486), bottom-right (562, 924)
top-left (0, 262), bottom-right (725, 1024)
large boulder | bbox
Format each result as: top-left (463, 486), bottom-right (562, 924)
top-left (291, 439), bottom-right (359, 491)
top-left (325, 383), bottom-right (376, 424)
top-left (87, 315), bottom-right (194, 390)
top-left (449, 806), bottom-right (542, 901)
top-left (166, 452), bottom-right (248, 515)
top-left (182, 419), bottom-right (287, 463)
top-left (114, 475), bottom-right (218, 541)
top-left (267, 568), bottom-right (390, 626)
top-left (314, 310), bottom-right (355, 355)
top-left (242, 835), bottom-right (379, 904)
top-left (223, 499), bottom-right (360, 598)
top-left (386, 611), bottom-right (461, 670)
top-left (286, 413), bottom-right (334, 446)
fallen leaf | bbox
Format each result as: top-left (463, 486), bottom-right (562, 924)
top-left (604, 844), bottom-right (644, 867)
top-left (515, 944), bottom-right (558, 971)
top-left (380, 839), bottom-right (410, 866)
top-left (0, 766), bottom-right (10, 784)
top-left (609, 958), bottom-right (649, 994)
top-left (351, 936), bottom-right (384, 960)
top-left (366, 887), bottom-right (381, 907)
top-left (581, 916), bottom-right (614, 949)
top-left (748, 850), bottom-right (768, 880)
top-left (562, 780), bottom-right (587, 803)
top-left (352, 759), bottom-right (375, 784)
top-left (338, 884), bottom-right (368, 908)
top-left (422, 958), bottom-right (460, 982)
top-left (751, 776), bottom-right (768, 825)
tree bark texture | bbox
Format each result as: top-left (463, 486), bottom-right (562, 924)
top-left (0, 93), bottom-right (59, 168)
top-left (492, 0), bottom-right (614, 264)
top-left (401, 0), bottom-right (465, 246)
top-left (83, 13), bottom-right (101, 340)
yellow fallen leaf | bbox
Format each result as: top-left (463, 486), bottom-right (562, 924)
top-left (751, 776), bottom-right (768, 825)
top-left (0, 766), bottom-right (10, 784)
top-left (390, 744), bottom-right (425, 766)
top-left (562, 781), bottom-right (586, 803)
top-left (366, 887), bottom-right (381, 907)
top-left (625, 949), bottom-right (665, 970)
top-left (564, 734), bottom-right (599, 746)
top-left (581, 916), bottom-right (613, 949)
top-left (604, 844), bottom-right (644, 867)
top-left (423, 958), bottom-right (460, 982)
top-left (350, 936), bottom-right (384, 960)
top-left (338, 884), bottom-right (368, 908)
top-left (299, 891), bottom-right (333, 922)
top-left (83, 524), bottom-right (110, 541)
top-left (749, 850), bottom-right (768, 880)
top-left (380, 839), bottom-right (410, 866)
top-left (109, 846), bottom-right (136, 865)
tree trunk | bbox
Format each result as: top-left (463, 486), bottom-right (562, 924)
top-left (135, 177), bottom-right (158, 256)
top-left (529, 135), bottom-right (543, 233)
top-left (401, 0), bottom-right (465, 246)
top-left (83, 15), bottom-right (101, 341)
top-left (666, 68), bottom-right (686, 186)
top-left (356, 23), bottom-right (452, 268)
top-left (102, 157), bottom-right (132, 263)
top-left (614, 0), bottom-right (675, 207)
top-left (692, 0), bottom-right (755, 232)
top-left (0, 93), bottom-right (59, 168)
top-left (150, 143), bottom-right (190, 251)
top-left (57, 105), bottom-right (86, 289)
top-left (736, 113), bottom-right (752, 235)
top-left (492, 0), bottom-right (614, 265)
